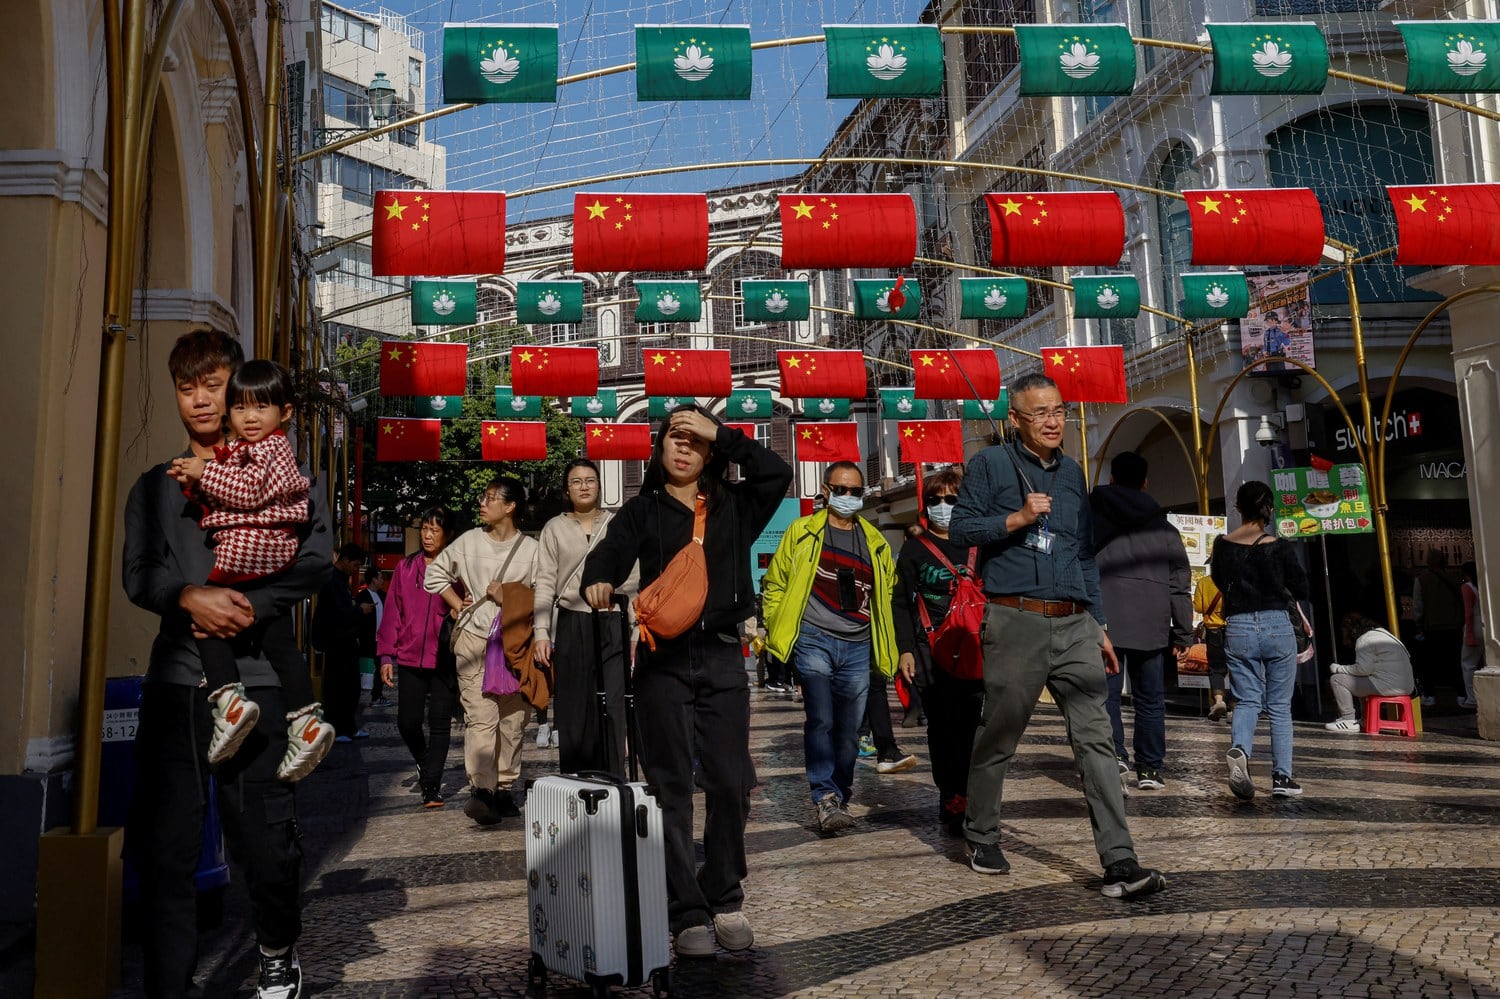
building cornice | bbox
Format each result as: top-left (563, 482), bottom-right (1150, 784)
top-left (131, 288), bottom-right (240, 335)
top-left (0, 151), bottom-right (109, 224)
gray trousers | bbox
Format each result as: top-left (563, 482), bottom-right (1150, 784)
top-left (964, 602), bottom-right (1137, 868)
top-left (1331, 671), bottom-right (1391, 719)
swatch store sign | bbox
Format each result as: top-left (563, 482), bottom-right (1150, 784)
top-left (1322, 388), bottom-right (1467, 502)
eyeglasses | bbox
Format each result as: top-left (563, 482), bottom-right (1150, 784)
top-left (1015, 407), bottom-right (1069, 424)
top-left (924, 495), bottom-right (958, 506)
top-left (826, 485), bottom-right (864, 497)
top-left (567, 477), bottom-right (599, 487)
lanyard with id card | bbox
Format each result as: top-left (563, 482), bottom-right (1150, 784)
top-left (1005, 442), bottom-right (1058, 558)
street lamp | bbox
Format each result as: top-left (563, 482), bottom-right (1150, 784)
top-left (367, 70), bottom-right (397, 123)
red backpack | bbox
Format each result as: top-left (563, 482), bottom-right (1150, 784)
top-left (914, 537), bottom-right (986, 681)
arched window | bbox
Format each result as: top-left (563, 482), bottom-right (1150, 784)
top-left (1154, 142), bottom-right (1196, 322)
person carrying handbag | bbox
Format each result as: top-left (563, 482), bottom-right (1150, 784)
top-left (1193, 573), bottom-right (1230, 720)
top-left (424, 476), bottom-right (539, 826)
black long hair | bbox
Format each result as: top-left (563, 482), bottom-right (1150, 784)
top-left (1235, 480), bottom-right (1276, 526)
top-left (640, 404), bottom-right (731, 511)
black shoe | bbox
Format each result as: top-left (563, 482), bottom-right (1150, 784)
top-left (816, 793), bottom-right (855, 834)
top-left (1102, 858), bottom-right (1167, 899)
top-left (1136, 768), bottom-right (1165, 791)
top-left (968, 841), bottom-right (1011, 875)
top-left (901, 709), bottom-right (921, 729)
top-left (1226, 747), bottom-right (1255, 801)
top-left (464, 788), bottom-right (503, 826)
top-left (492, 788), bottom-right (522, 818)
top-left (257, 949), bottom-right (302, 999)
top-left (421, 787), bottom-right (444, 809)
top-left (1272, 772), bottom-right (1303, 797)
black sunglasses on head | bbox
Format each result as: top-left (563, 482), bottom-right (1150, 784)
top-left (826, 485), bottom-right (863, 497)
top-left (924, 495), bottom-right (958, 506)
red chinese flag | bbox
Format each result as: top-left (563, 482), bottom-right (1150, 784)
top-left (776, 350), bottom-right (866, 399)
top-left (1042, 345), bottom-right (1128, 404)
top-left (794, 422), bottom-right (861, 463)
top-left (585, 423), bottom-right (653, 460)
top-left (573, 193), bottom-right (709, 272)
top-left (1387, 183), bottom-right (1500, 266)
top-left (910, 349), bottom-right (1002, 400)
top-left (379, 341), bottom-right (468, 396)
top-left (510, 346), bottom-right (599, 397)
top-left (1186, 189), bottom-right (1326, 266)
top-left (898, 420), bottom-right (965, 465)
top-left (779, 194), bottom-right (917, 269)
top-left (642, 348), bottom-right (732, 396)
top-left (376, 418), bottom-right (442, 462)
top-left (722, 422), bottom-right (756, 439)
top-left (480, 421), bottom-right (548, 461)
top-left (372, 190), bottom-right (506, 276)
top-left (986, 192), bottom-right (1125, 267)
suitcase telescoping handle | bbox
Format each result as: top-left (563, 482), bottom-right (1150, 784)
top-left (591, 594), bottom-right (642, 783)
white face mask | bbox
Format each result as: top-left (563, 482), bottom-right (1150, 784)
top-left (827, 493), bottom-right (863, 519)
top-left (926, 503), bottom-right (953, 529)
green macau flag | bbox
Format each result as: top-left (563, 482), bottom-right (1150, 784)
top-left (801, 397), bottom-right (852, 419)
top-left (740, 280), bottom-right (811, 322)
top-left (963, 391), bottom-right (1008, 421)
top-left (824, 25), bottom-right (944, 98)
top-left (411, 395), bottom-right (464, 418)
top-left (442, 24), bottom-right (558, 104)
top-left (1072, 275), bottom-right (1141, 319)
top-left (880, 387), bottom-right (928, 420)
top-left (1208, 23), bottom-right (1329, 95)
top-left (494, 386), bottom-right (543, 419)
top-left (570, 389), bottom-right (618, 419)
top-left (852, 278), bottom-right (921, 320)
top-left (634, 280), bottom-right (702, 323)
top-left (1398, 21), bottom-right (1500, 93)
top-left (958, 277), bottom-right (1028, 320)
top-left (649, 395), bottom-right (695, 418)
top-left (515, 281), bottom-right (584, 325)
top-left (410, 280), bottom-right (477, 326)
top-left (1180, 272), bottom-right (1251, 320)
top-left (636, 26), bottom-right (752, 101)
top-left (1016, 24), bottom-right (1136, 96)
top-left (726, 388), bottom-right (773, 420)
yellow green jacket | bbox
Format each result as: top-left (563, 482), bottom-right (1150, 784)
top-left (761, 510), bottom-right (899, 677)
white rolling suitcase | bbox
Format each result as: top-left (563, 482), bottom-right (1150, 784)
top-left (525, 597), bottom-right (672, 997)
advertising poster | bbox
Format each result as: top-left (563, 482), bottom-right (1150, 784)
top-left (751, 498), bottom-right (804, 593)
top-left (1167, 513), bottom-right (1228, 689)
top-left (1272, 464), bottom-right (1375, 539)
top-left (1240, 272), bottom-right (1314, 374)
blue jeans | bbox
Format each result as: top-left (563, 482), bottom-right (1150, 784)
top-left (1225, 610), bottom-right (1298, 777)
top-left (1106, 647), bottom-right (1167, 770)
top-left (794, 623), bottom-right (872, 806)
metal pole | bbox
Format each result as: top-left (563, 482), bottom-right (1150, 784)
top-left (1344, 262), bottom-right (1400, 632)
top-left (254, 2), bottom-right (282, 359)
top-left (1184, 329), bottom-right (1210, 514)
top-left (1077, 404), bottom-right (1091, 487)
top-left (353, 423), bottom-right (365, 548)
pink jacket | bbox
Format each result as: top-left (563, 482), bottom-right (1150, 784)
top-left (376, 552), bottom-right (449, 669)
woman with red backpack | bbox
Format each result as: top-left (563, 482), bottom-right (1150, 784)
top-left (892, 467), bottom-right (986, 836)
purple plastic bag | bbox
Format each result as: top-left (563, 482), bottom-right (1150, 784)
top-left (482, 610), bottom-right (521, 696)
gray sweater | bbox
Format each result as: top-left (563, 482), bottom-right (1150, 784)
top-left (1332, 627), bottom-right (1414, 695)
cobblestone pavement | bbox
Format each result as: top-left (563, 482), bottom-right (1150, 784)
top-left (110, 679), bottom-right (1500, 998)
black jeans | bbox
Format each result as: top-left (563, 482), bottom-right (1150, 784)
top-left (321, 642), bottom-right (361, 735)
top-left (917, 644), bottom-right (984, 802)
top-left (864, 669), bottom-right (901, 759)
top-left (396, 663), bottom-right (458, 794)
top-left (127, 682), bottom-right (302, 998)
top-left (552, 607), bottom-right (627, 777)
top-left (197, 613), bottom-right (314, 712)
top-left (635, 632), bottom-right (754, 934)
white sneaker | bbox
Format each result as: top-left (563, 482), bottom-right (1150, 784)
top-left (713, 912), bottom-right (754, 951)
top-left (535, 723), bottom-right (551, 749)
top-left (876, 753), bottom-right (917, 774)
top-left (278, 705), bottom-right (335, 781)
top-left (1324, 717), bottom-right (1361, 734)
top-left (207, 683), bottom-right (261, 765)
top-left (1457, 696), bottom-right (1477, 710)
top-left (550, 727), bottom-right (560, 747)
top-left (1420, 695), bottom-right (1436, 707)
top-left (673, 924), bottom-right (716, 958)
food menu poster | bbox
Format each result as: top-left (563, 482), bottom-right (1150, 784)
top-left (1273, 464), bottom-right (1374, 538)
top-left (1167, 513), bottom-right (1227, 689)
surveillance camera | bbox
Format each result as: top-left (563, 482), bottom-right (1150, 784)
top-left (1255, 414), bottom-right (1279, 447)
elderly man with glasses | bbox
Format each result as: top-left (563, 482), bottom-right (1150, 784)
top-left (950, 373), bottom-right (1168, 899)
top-left (762, 460), bottom-right (899, 835)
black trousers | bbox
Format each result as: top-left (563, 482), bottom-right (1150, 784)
top-left (198, 613), bottom-right (313, 713)
top-left (864, 669), bottom-right (899, 758)
top-left (917, 644), bottom-right (984, 801)
top-left (396, 662), bottom-right (458, 793)
top-left (127, 682), bottom-right (302, 998)
top-left (635, 632), bottom-right (754, 934)
top-left (321, 642), bottom-right (361, 735)
top-left (552, 607), bottom-right (627, 776)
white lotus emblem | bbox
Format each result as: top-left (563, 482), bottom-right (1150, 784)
top-left (763, 291), bottom-right (789, 314)
top-left (866, 43), bottom-right (908, 81)
top-left (1096, 287), bottom-right (1121, 310)
top-left (536, 291), bottom-right (562, 316)
top-left (1449, 39), bottom-right (1487, 76)
top-left (875, 290), bottom-right (895, 313)
top-left (586, 398), bottom-right (603, 414)
top-left (673, 43), bottom-right (715, 82)
top-left (428, 395), bottom-right (449, 413)
top-left (480, 45), bottom-right (521, 85)
top-left (896, 397), bottom-right (912, 413)
top-left (1206, 284), bottom-right (1230, 309)
top-left (1060, 43), bottom-right (1101, 79)
top-left (984, 288), bottom-right (1008, 311)
top-left (979, 400), bottom-right (995, 413)
top-left (663, 397), bottom-right (680, 409)
top-left (656, 291), bottom-right (681, 316)
top-left (1252, 40), bottom-right (1292, 78)
top-left (510, 397), bottom-right (528, 411)
top-left (431, 291), bottom-right (457, 316)
top-left (740, 397), bottom-right (759, 414)
top-left (818, 399), bottom-right (835, 414)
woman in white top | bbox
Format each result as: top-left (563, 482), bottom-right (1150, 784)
top-left (424, 476), bottom-right (538, 826)
top-left (1324, 613), bottom-right (1415, 732)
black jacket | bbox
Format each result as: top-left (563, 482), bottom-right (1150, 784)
top-left (1089, 483), bottom-right (1193, 651)
top-left (582, 425), bottom-right (792, 642)
top-left (123, 454), bottom-right (333, 687)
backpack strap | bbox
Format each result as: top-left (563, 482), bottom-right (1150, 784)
top-left (916, 534), bottom-right (960, 575)
top-left (691, 493), bottom-right (706, 544)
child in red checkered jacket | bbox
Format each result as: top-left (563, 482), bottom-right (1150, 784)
top-left (168, 359), bottom-right (333, 781)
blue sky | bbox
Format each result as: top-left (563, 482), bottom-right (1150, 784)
top-left (364, 1), bottom-right (933, 221)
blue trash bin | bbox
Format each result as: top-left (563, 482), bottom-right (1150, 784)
top-left (99, 677), bottom-right (232, 913)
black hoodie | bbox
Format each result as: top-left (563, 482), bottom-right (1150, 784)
top-left (1089, 483), bottom-right (1194, 651)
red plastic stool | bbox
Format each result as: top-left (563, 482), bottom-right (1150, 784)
top-left (1363, 695), bottom-right (1417, 737)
